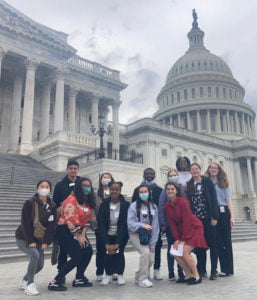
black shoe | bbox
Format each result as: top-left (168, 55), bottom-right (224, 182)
top-left (72, 278), bottom-right (93, 287)
top-left (176, 278), bottom-right (188, 283)
top-left (48, 281), bottom-right (67, 291)
top-left (210, 273), bottom-right (218, 280)
top-left (169, 273), bottom-right (176, 281)
top-left (187, 277), bottom-right (202, 285)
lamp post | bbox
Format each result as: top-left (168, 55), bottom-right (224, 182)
top-left (90, 115), bottom-right (112, 159)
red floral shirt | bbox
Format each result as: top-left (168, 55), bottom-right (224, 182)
top-left (58, 194), bottom-right (92, 227)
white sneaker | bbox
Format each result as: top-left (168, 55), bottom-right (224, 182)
top-left (96, 275), bottom-right (103, 281)
top-left (154, 269), bottom-right (163, 280)
top-left (117, 275), bottom-right (126, 285)
top-left (24, 283), bottom-right (39, 295)
top-left (112, 273), bottom-right (118, 281)
top-left (100, 275), bottom-right (112, 286)
top-left (20, 279), bottom-right (27, 290)
top-left (138, 279), bottom-right (153, 288)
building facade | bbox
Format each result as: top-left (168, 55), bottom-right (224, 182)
top-left (1, 1), bottom-right (257, 220)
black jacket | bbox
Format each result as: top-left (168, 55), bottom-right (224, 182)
top-left (186, 176), bottom-right (219, 220)
top-left (132, 183), bottom-right (162, 206)
top-left (97, 195), bottom-right (129, 246)
top-left (53, 175), bottom-right (81, 208)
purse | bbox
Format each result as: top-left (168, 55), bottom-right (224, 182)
top-left (33, 201), bottom-right (46, 240)
top-left (136, 204), bottom-right (153, 245)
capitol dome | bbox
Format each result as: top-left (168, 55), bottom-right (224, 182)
top-left (153, 10), bottom-right (255, 140)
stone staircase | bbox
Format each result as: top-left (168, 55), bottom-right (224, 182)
top-left (0, 153), bottom-right (257, 263)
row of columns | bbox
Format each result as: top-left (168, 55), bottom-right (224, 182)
top-left (1, 53), bottom-right (120, 154)
top-left (170, 109), bottom-right (255, 137)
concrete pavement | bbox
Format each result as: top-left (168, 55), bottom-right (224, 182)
top-left (0, 241), bottom-right (256, 300)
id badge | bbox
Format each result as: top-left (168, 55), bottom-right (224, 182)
top-left (220, 206), bottom-right (225, 213)
top-left (69, 182), bottom-right (75, 187)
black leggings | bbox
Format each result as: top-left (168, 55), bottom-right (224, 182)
top-left (95, 230), bottom-right (106, 276)
top-left (55, 225), bottom-right (93, 282)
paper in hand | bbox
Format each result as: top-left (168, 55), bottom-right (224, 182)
top-left (170, 244), bottom-right (184, 256)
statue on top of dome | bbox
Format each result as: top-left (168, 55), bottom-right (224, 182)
top-left (192, 8), bottom-right (198, 29)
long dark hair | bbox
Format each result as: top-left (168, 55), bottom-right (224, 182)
top-left (97, 172), bottom-right (115, 199)
top-left (136, 184), bottom-right (155, 213)
top-left (74, 177), bottom-right (96, 209)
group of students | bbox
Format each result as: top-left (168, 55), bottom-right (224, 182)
top-left (15, 157), bottom-right (235, 295)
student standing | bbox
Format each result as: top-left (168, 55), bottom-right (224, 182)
top-left (186, 163), bottom-right (219, 280)
top-left (132, 168), bottom-right (163, 280)
top-left (205, 162), bottom-right (234, 276)
top-left (97, 182), bottom-right (129, 286)
top-left (48, 178), bottom-right (96, 291)
top-left (16, 180), bottom-right (56, 296)
top-left (128, 185), bottom-right (159, 287)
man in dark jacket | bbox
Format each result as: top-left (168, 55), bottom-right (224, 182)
top-left (53, 160), bottom-right (81, 273)
top-left (132, 168), bottom-right (163, 280)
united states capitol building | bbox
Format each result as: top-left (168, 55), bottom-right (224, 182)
top-left (0, 0), bottom-right (257, 219)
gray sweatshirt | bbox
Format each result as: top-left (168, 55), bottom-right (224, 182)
top-left (127, 201), bottom-right (159, 249)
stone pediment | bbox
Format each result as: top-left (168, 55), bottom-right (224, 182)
top-left (0, 0), bottom-right (76, 57)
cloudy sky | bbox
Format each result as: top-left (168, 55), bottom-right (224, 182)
top-left (5, 0), bottom-right (257, 124)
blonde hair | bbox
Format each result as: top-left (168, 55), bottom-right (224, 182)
top-left (167, 168), bottom-right (178, 178)
top-left (205, 162), bottom-right (229, 188)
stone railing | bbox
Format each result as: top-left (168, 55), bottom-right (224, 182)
top-left (33, 131), bottom-right (97, 149)
top-left (68, 55), bottom-right (120, 80)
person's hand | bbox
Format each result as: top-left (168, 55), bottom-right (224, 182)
top-left (179, 241), bottom-right (185, 245)
top-left (144, 224), bottom-right (152, 231)
top-left (77, 234), bottom-right (86, 248)
top-left (105, 244), bottom-right (116, 255)
top-left (210, 219), bottom-right (217, 226)
top-left (230, 218), bottom-right (235, 227)
top-left (173, 240), bottom-right (180, 251)
top-left (29, 243), bottom-right (36, 248)
top-left (42, 243), bottom-right (48, 249)
top-left (150, 248), bottom-right (155, 253)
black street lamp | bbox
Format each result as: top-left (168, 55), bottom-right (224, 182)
top-left (90, 115), bottom-right (112, 159)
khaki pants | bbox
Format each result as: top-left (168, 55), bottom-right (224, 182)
top-left (129, 233), bottom-right (154, 281)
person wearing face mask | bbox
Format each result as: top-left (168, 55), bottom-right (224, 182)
top-left (176, 157), bottom-right (192, 196)
top-left (94, 172), bottom-right (115, 281)
top-left (48, 178), bottom-right (96, 291)
top-left (97, 182), bottom-right (129, 286)
top-left (158, 169), bottom-right (185, 282)
top-left (132, 168), bottom-right (163, 280)
top-left (128, 185), bottom-right (159, 287)
top-left (15, 180), bottom-right (56, 296)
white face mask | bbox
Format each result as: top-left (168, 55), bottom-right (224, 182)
top-left (38, 188), bottom-right (50, 197)
top-left (102, 178), bottom-right (111, 186)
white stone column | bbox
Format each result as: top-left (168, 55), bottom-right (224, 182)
top-left (254, 158), bottom-right (257, 194)
top-left (216, 109), bottom-right (221, 133)
top-left (207, 110), bottom-right (211, 132)
top-left (197, 110), bottom-right (201, 131)
top-left (54, 69), bottom-right (65, 132)
top-left (234, 159), bottom-right (243, 196)
top-left (112, 103), bottom-right (120, 156)
top-left (68, 86), bottom-right (78, 133)
top-left (177, 113), bottom-right (181, 128)
top-left (235, 111), bottom-right (240, 134)
top-left (0, 47), bottom-right (7, 80)
top-left (246, 115), bottom-right (251, 137)
top-left (40, 78), bottom-right (52, 140)
top-left (91, 95), bottom-right (99, 127)
top-left (241, 113), bottom-right (246, 135)
top-left (246, 157), bottom-right (256, 197)
top-left (226, 110), bottom-right (231, 133)
top-left (8, 74), bottom-right (23, 152)
top-left (251, 117), bottom-right (256, 138)
top-left (187, 112), bottom-right (191, 130)
top-left (20, 58), bottom-right (39, 154)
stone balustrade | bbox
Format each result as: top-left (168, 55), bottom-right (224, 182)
top-left (68, 55), bottom-right (120, 80)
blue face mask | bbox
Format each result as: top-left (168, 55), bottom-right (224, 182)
top-left (82, 187), bottom-right (91, 195)
top-left (145, 180), bottom-right (154, 186)
top-left (139, 193), bottom-right (149, 201)
top-left (169, 176), bottom-right (179, 183)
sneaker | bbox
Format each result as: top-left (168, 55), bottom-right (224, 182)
top-left (112, 274), bottom-right (118, 281)
top-left (48, 281), bottom-right (67, 291)
top-left (154, 269), bottom-right (163, 280)
top-left (138, 279), bottom-right (153, 288)
top-left (100, 275), bottom-right (112, 286)
top-left (96, 275), bottom-right (103, 281)
top-left (24, 283), bottom-right (39, 296)
top-left (169, 273), bottom-right (176, 281)
top-left (20, 279), bottom-right (27, 290)
top-left (117, 275), bottom-right (126, 285)
top-left (72, 278), bottom-right (93, 287)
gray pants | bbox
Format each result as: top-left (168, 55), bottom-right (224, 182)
top-left (16, 239), bottom-right (44, 284)
top-left (129, 233), bottom-right (154, 281)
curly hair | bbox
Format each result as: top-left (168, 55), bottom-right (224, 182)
top-left (176, 157), bottom-right (191, 172)
top-left (205, 162), bottom-right (229, 188)
top-left (74, 177), bottom-right (96, 209)
top-left (97, 172), bottom-right (115, 199)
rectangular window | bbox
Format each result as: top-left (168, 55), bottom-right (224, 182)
top-left (229, 89), bottom-right (232, 99)
top-left (223, 87), bottom-right (226, 98)
top-left (162, 149), bottom-right (167, 157)
top-left (171, 94), bottom-right (174, 104)
top-left (192, 88), bottom-right (195, 99)
top-left (215, 87), bottom-right (220, 97)
top-left (177, 91), bottom-right (180, 102)
top-left (208, 87), bottom-right (212, 97)
top-left (200, 87), bottom-right (204, 98)
top-left (184, 89), bottom-right (188, 100)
